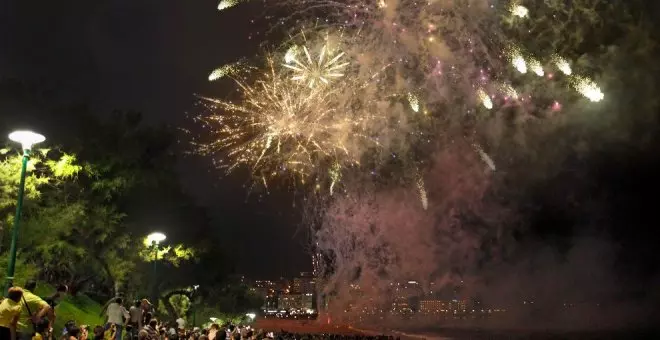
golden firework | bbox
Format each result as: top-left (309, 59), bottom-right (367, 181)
top-left (217, 0), bottom-right (246, 11)
top-left (407, 92), bottom-right (420, 112)
top-left (196, 58), bottom-right (368, 187)
top-left (572, 77), bottom-right (604, 102)
top-left (477, 89), bottom-right (493, 109)
top-left (282, 42), bottom-right (349, 88)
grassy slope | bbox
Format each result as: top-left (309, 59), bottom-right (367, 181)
top-left (33, 283), bottom-right (105, 335)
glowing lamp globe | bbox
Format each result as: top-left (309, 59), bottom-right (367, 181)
top-left (9, 130), bottom-right (45, 150)
top-left (146, 232), bottom-right (167, 245)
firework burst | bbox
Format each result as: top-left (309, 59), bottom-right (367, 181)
top-left (194, 55), bottom-right (384, 190)
top-left (282, 42), bottom-right (350, 88)
top-left (201, 0), bottom-right (609, 195)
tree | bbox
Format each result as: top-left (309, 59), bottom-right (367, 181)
top-left (0, 148), bottom-right (83, 285)
top-left (202, 278), bottom-right (264, 320)
top-left (0, 81), bottom-right (234, 311)
top-left (0, 149), bottom-right (81, 223)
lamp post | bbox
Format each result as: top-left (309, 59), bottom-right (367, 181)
top-left (4, 131), bottom-right (45, 295)
top-left (191, 284), bottom-right (199, 327)
top-left (147, 232), bottom-right (166, 308)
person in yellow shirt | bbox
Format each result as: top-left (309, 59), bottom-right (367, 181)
top-left (0, 287), bottom-right (25, 340)
top-left (16, 288), bottom-right (52, 340)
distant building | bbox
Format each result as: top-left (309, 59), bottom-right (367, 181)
top-left (278, 294), bottom-right (300, 310)
top-left (391, 298), bottom-right (411, 313)
top-left (254, 280), bottom-right (275, 289)
top-left (276, 277), bottom-right (291, 294)
top-left (278, 293), bottom-right (313, 311)
top-left (450, 299), bottom-right (468, 312)
top-left (301, 293), bottom-right (313, 309)
top-left (252, 280), bottom-right (276, 299)
top-left (419, 300), bottom-right (449, 313)
top-left (292, 272), bottom-right (316, 295)
top-left (263, 295), bottom-right (278, 309)
top-left (393, 281), bottom-right (422, 300)
top-left (312, 252), bottom-right (322, 277)
top-left (469, 297), bottom-right (484, 312)
top-left (417, 298), bottom-right (468, 314)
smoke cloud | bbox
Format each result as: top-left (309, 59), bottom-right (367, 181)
top-left (311, 136), bottom-right (659, 331)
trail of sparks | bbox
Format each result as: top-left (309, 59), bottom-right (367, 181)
top-left (416, 174), bottom-right (428, 210)
top-left (217, 0), bottom-right (246, 11)
top-left (473, 143), bottom-right (496, 172)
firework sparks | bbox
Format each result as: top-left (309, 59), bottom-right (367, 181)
top-left (282, 43), bottom-right (349, 88)
top-left (215, 0), bottom-right (630, 320)
top-left (473, 143), bottom-right (496, 171)
top-left (477, 89), bottom-right (492, 109)
top-left (208, 63), bottom-right (243, 81)
top-left (329, 162), bottom-right (341, 195)
top-left (196, 55), bottom-right (382, 188)
top-left (511, 53), bottom-right (527, 74)
top-left (511, 5), bottom-right (529, 18)
top-left (217, 0), bottom-right (246, 11)
top-left (196, 0), bottom-right (610, 193)
top-left (284, 45), bottom-right (299, 64)
top-left (554, 56), bottom-right (572, 75)
top-left (416, 174), bottom-right (428, 210)
top-left (407, 93), bottom-right (420, 112)
top-left (498, 83), bottom-right (519, 99)
top-left (573, 77), bottom-right (604, 102)
top-left (528, 58), bottom-right (544, 76)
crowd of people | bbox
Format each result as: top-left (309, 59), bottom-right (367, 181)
top-left (0, 284), bottom-right (398, 340)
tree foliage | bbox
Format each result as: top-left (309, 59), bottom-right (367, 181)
top-left (0, 83), bottom-right (246, 321)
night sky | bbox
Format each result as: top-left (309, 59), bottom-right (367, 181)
top-left (0, 0), bottom-right (310, 278)
top-left (1, 0), bottom-right (659, 290)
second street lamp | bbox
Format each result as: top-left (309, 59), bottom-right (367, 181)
top-left (147, 232), bottom-right (166, 307)
top-left (191, 284), bottom-right (199, 327)
top-left (4, 130), bottom-right (45, 295)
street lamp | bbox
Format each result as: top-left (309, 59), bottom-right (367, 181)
top-left (146, 232), bottom-right (166, 245)
top-left (4, 130), bottom-right (45, 295)
top-left (191, 285), bottom-right (200, 327)
top-left (147, 232), bottom-right (166, 307)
